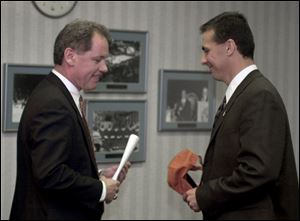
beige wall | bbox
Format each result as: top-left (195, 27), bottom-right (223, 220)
top-left (1, 1), bottom-right (299, 220)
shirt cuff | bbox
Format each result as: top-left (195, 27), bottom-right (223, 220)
top-left (100, 179), bottom-right (106, 202)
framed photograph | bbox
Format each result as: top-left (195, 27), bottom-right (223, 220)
top-left (3, 63), bottom-right (53, 132)
top-left (86, 100), bottom-right (147, 163)
top-left (85, 30), bottom-right (148, 93)
top-left (158, 69), bottom-right (216, 131)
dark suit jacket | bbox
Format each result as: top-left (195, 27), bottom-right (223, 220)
top-left (10, 73), bottom-right (104, 220)
top-left (175, 99), bottom-right (193, 121)
top-left (197, 70), bottom-right (299, 220)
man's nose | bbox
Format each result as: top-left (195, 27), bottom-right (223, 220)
top-left (201, 54), bottom-right (207, 65)
top-left (99, 61), bottom-right (108, 73)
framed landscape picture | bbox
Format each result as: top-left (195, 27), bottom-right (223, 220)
top-left (158, 69), bottom-right (215, 131)
top-left (3, 63), bottom-right (52, 132)
top-left (86, 100), bottom-right (147, 163)
top-left (85, 30), bottom-right (148, 93)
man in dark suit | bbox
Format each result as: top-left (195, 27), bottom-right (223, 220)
top-left (10, 20), bottom-right (130, 220)
top-left (175, 90), bottom-right (194, 121)
top-left (183, 12), bottom-right (299, 220)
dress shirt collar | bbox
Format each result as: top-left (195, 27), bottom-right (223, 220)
top-left (52, 69), bottom-right (82, 113)
top-left (225, 64), bottom-right (258, 104)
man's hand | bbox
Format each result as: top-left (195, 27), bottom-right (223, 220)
top-left (101, 161), bottom-right (131, 183)
top-left (101, 176), bottom-right (120, 204)
top-left (190, 156), bottom-right (203, 171)
top-left (190, 162), bottom-right (202, 171)
top-left (183, 188), bottom-right (201, 212)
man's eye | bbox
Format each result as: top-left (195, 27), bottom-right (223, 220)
top-left (94, 58), bottom-right (104, 63)
top-left (202, 47), bottom-right (209, 53)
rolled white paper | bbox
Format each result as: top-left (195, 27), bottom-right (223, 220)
top-left (112, 134), bottom-right (139, 181)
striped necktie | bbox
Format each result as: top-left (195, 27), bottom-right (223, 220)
top-left (79, 95), bottom-right (97, 163)
top-left (79, 95), bottom-right (86, 118)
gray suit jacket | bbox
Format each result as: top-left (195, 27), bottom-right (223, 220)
top-left (197, 70), bottom-right (299, 220)
top-left (10, 73), bottom-right (103, 220)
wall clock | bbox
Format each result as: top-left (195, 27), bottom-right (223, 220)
top-left (33, 1), bottom-right (77, 18)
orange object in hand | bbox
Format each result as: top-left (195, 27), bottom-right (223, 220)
top-left (168, 149), bottom-right (202, 195)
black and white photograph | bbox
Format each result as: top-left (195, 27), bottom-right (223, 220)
top-left (166, 80), bottom-right (209, 123)
top-left (104, 39), bottom-right (140, 83)
top-left (85, 30), bottom-right (148, 93)
top-left (158, 70), bottom-right (215, 131)
top-left (12, 74), bottom-right (46, 123)
top-left (86, 100), bottom-right (147, 163)
top-left (3, 64), bottom-right (52, 132)
top-left (92, 110), bottom-right (140, 153)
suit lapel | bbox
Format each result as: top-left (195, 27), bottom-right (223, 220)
top-left (209, 70), bottom-right (262, 143)
top-left (47, 73), bottom-right (99, 176)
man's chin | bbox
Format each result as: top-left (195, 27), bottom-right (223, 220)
top-left (84, 84), bottom-right (98, 91)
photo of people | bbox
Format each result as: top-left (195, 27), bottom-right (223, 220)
top-left (197, 86), bottom-right (209, 122)
top-left (92, 110), bottom-right (140, 153)
top-left (165, 80), bottom-right (209, 123)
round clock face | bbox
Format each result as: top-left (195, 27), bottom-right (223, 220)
top-left (33, 1), bottom-right (77, 18)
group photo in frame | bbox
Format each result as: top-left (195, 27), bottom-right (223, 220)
top-left (85, 29), bottom-right (148, 93)
top-left (86, 100), bottom-right (147, 163)
top-left (3, 63), bottom-right (53, 132)
top-left (158, 69), bottom-right (215, 131)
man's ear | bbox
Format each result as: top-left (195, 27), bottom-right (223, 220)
top-left (64, 48), bottom-right (76, 66)
top-left (225, 39), bottom-right (236, 56)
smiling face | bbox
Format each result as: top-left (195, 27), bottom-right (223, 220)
top-left (71, 33), bottom-right (109, 90)
top-left (201, 29), bottom-right (228, 82)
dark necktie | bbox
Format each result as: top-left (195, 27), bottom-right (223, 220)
top-left (212, 96), bottom-right (226, 129)
top-left (79, 96), bottom-right (97, 164)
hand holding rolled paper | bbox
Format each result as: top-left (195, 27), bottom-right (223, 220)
top-left (112, 134), bottom-right (139, 181)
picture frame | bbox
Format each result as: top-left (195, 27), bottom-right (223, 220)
top-left (158, 69), bottom-right (216, 131)
top-left (85, 29), bottom-right (148, 93)
top-left (86, 100), bottom-right (147, 163)
top-left (3, 63), bottom-right (53, 132)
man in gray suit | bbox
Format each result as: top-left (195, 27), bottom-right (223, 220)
top-left (183, 12), bottom-right (299, 220)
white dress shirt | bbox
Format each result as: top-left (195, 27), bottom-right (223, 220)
top-left (52, 69), bottom-right (81, 114)
top-left (225, 64), bottom-right (258, 104)
top-left (52, 69), bottom-right (106, 202)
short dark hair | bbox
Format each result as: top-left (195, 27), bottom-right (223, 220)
top-left (200, 12), bottom-right (255, 59)
top-left (54, 19), bottom-right (111, 65)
